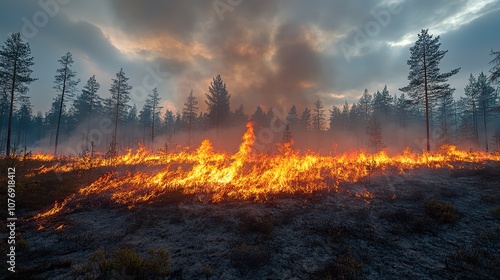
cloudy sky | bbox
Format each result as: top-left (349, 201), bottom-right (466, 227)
top-left (1, 0), bottom-right (499, 115)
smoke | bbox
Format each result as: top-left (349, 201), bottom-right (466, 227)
top-left (107, 0), bottom-right (337, 111)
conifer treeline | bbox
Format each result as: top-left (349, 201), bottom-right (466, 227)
top-left (1, 30), bottom-right (500, 156)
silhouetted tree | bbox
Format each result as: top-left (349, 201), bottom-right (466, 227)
top-left (53, 52), bottom-right (80, 155)
top-left (300, 107), bottom-right (311, 131)
top-left (312, 99), bottom-right (325, 131)
top-left (72, 75), bottom-right (101, 138)
top-left (0, 33), bottom-right (36, 157)
top-left (286, 105), bottom-right (298, 125)
top-left (109, 68), bottom-right (132, 154)
top-left (232, 104), bottom-right (247, 126)
top-left (400, 29), bottom-right (460, 151)
top-left (328, 105), bottom-right (342, 133)
top-left (164, 110), bottom-right (175, 138)
top-left (15, 95), bottom-right (32, 150)
top-left (464, 74), bottom-right (480, 145)
top-left (250, 106), bottom-right (267, 128)
top-left (366, 116), bottom-right (385, 152)
top-left (282, 123), bottom-right (293, 143)
top-left (489, 49), bottom-right (500, 84)
top-left (147, 88), bottom-right (162, 144)
top-left (139, 103), bottom-right (152, 144)
top-left (476, 72), bottom-right (496, 151)
top-left (182, 90), bottom-right (198, 146)
top-left (205, 74), bottom-right (230, 137)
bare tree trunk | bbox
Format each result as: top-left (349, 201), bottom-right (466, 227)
top-left (54, 71), bottom-right (67, 156)
top-left (6, 53), bottom-right (18, 157)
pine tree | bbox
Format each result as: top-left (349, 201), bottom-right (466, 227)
top-left (0, 83), bottom-right (9, 152)
top-left (399, 29), bottom-right (460, 151)
top-left (373, 85), bottom-right (393, 120)
top-left (366, 116), bottom-right (385, 152)
top-left (312, 99), bottom-right (325, 131)
top-left (358, 89), bottom-right (372, 125)
top-left (147, 88), bottom-right (162, 144)
top-left (232, 104), bottom-right (247, 125)
top-left (341, 101), bottom-right (350, 131)
top-left (282, 123), bottom-right (293, 143)
top-left (436, 88), bottom-right (454, 145)
top-left (286, 105), bottom-right (299, 126)
top-left (138, 103), bottom-right (152, 144)
top-left (489, 49), bottom-right (500, 84)
top-left (53, 52), bottom-right (80, 156)
top-left (182, 90), bottom-right (198, 146)
top-left (250, 106), bottom-right (267, 128)
top-left (395, 94), bottom-right (412, 147)
top-left (205, 74), bottom-right (230, 137)
top-left (300, 107), bottom-right (311, 131)
top-left (15, 95), bottom-right (32, 150)
top-left (476, 72), bottom-right (496, 151)
top-left (0, 33), bottom-right (36, 157)
top-left (164, 110), bottom-right (175, 138)
top-left (73, 75), bottom-right (101, 135)
top-left (109, 68), bottom-right (132, 154)
top-left (328, 105), bottom-right (342, 133)
top-left (126, 104), bottom-right (138, 148)
top-left (464, 74), bottom-right (480, 145)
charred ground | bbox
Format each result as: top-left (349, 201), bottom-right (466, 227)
top-left (1, 158), bottom-right (499, 279)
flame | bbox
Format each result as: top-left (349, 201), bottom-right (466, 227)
top-left (29, 122), bottom-right (500, 219)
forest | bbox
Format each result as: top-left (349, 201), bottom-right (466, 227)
top-left (1, 29), bottom-right (500, 158)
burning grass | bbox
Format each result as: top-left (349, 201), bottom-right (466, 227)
top-left (2, 122), bottom-right (497, 222)
top-left (2, 123), bottom-right (500, 278)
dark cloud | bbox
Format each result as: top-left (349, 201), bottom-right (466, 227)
top-left (1, 0), bottom-right (498, 114)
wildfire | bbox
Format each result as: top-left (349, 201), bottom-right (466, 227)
top-left (28, 122), bottom-right (500, 220)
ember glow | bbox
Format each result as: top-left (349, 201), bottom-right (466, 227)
top-left (32, 122), bottom-right (500, 219)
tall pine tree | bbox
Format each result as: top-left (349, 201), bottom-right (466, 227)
top-left (53, 52), bottom-right (80, 155)
top-left (205, 74), bottom-right (230, 140)
top-left (0, 33), bottom-right (36, 157)
top-left (182, 90), bottom-right (198, 146)
top-left (399, 29), bottom-right (460, 151)
top-left (109, 68), bottom-right (132, 155)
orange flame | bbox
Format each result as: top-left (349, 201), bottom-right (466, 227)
top-left (30, 122), bottom-right (500, 219)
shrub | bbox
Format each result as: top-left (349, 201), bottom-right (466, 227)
top-left (237, 212), bottom-right (274, 238)
top-left (424, 199), bottom-right (460, 224)
top-left (491, 206), bottom-right (500, 220)
top-left (315, 247), bottom-right (363, 280)
top-left (81, 247), bottom-right (170, 279)
top-left (229, 243), bottom-right (271, 271)
top-left (202, 264), bottom-right (213, 277)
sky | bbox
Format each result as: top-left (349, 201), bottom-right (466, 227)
top-left (1, 0), bottom-right (499, 115)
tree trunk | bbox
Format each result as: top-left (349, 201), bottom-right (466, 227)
top-left (54, 70), bottom-right (67, 156)
top-left (423, 47), bottom-right (430, 151)
top-left (113, 78), bottom-right (121, 153)
top-left (6, 52), bottom-right (18, 157)
top-left (483, 99), bottom-right (488, 152)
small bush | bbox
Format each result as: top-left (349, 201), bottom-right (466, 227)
top-left (237, 212), bottom-right (274, 238)
top-left (315, 247), bottom-right (363, 280)
top-left (81, 247), bottom-right (170, 279)
top-left (491, 206), bottom-right (500, 220)
top-left (447, 228), bottom-right (500, 278)
top-left (424, 199), bottom-right (460, 224)
top-left (229, 243), bottom-right (271, 271)
top-left (202, 264), bottom-right (213, 277)
top-left (481, 194), bottom-right (500, 204)
top-left (16, 239), bottom-right (29, 250)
